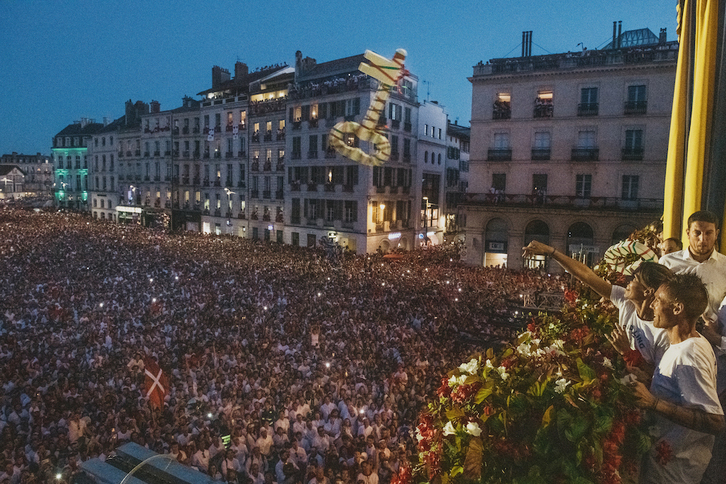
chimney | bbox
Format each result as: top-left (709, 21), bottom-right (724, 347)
top-left (612, 21), bottom-right (617, 49)
top-left (617, 21), bottom-right (622, 48)
top-left (659, 28), bottom-right (667, 44)
top-left (150, 100), bottom-right (160, 114)
top-left (103, 117), bottom-right (108, 126)
top-left (521, 31), bottom-right (532, 57)
top-left (212, 66), bottom-right (231, 89)
top-left (235, 61), bottom-right (248, 79)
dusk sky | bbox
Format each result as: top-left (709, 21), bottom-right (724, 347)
top-left (1, 0), bottom-right (677, 156)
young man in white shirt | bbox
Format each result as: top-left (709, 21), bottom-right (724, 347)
top-left (631, 273), bottom-right (724, 483)
top-left (523, 240), bottom-right (672, 366)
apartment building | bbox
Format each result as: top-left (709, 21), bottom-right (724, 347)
top-left (0, 152), bottom-right (53, 196)
top-left (462, 27), bottom-right (678, 269)
top-left (51, 119), bottom-right (104, 210)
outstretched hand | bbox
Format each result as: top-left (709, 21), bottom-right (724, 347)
top-left (604, 325), bottom-right (630, 356)
top-left (522, 240), bottom-right (554, 258)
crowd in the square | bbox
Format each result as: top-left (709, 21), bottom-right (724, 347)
top-left (0, 208), bottom-right (564, 484)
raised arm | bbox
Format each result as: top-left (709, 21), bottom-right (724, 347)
top-left (523, 240), bottom-right (611, 298)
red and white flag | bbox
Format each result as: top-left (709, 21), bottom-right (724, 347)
top-left (144, 357), bottom-right (169, 409)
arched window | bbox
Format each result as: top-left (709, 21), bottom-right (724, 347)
top-left (424, 151), bottom-right (429, 163)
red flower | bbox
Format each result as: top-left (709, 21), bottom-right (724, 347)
top-left (623, 349), bottom-right (644, 367)
top-left (527, 321), bottom-right (537, 333)
top-left (451, 382), bottom-right (481, 404)
top-left (656, 440), bottom-right (674, 466)
top-left (436, 377), bottom-right (452, 398)
top-left (564, 289), bottom-right (578, 305)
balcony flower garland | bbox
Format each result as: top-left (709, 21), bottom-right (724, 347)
top-left (416, 297), bottom-right (652, 484)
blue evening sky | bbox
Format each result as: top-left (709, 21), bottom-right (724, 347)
top-left (0, 0), bottom-right (677, 156)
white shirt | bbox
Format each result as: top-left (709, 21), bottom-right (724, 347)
top-left (610, 285), bottom-right (669, 366)
top-left (660, 249), bottom-right (726, 323)
top-left (641, 335), bottom-right (723, 484)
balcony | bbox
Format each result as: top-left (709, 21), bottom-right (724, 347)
top-left (276, 213), bottom-right (284, 223)
top-left (154, 151), bottom-right (160, 157)
top-left (376, 185), bottom-right (385, 193)
top-left (531, 148), bottom-right (551, 161)
top-left (135, 150), bottom-right (141, 156)
top-left (290, 180), bottom-right (301, 191)
top-left (263, 213), bottom-right (271, 221)
top-left (252, 133), bottom-right (260, 142)
top-left (237, 181), bottom-right (246, 189)
top-left (325, 149), bottom-right (336, 159)
top-left (577, 103), bottom-right (599, 116)
top-left (144, 175), bottom-right (150, 181)
top-left (173, 127), bottom-right (179, 135)
top-left (214, 179), bottom-right (221, 187)
top-left (214, 152), bottom-right (221, 159)
top-left (487, 149), bottom-right (512, 161)
top-left (251, 189), bottom-right (259, 198)
top-left (464, 191), bottom-right (663, 212)
top-left (238, 211), bottom-right (246, 219)
top-left (144, 152), bottom-right (150, 158)
top-left (324, 183), bottom-right (335, 192)
top-left (183, 150), bottom-right (190, 158)
top-left (251, 213), bottom-right (258, 220)
top-left (390, 151), bottom-right (399, 161)
top-left (193, 151), bottom-right (201, 159)
top-left (226, 179), bottom-right (233, 187)
top-left (571, 147), bottom-right (599, 161)
top-left (307, 151), bottom-right (318, 159)
top-left (493, 102), bottom-right (511, 120)
top-left (118, 151), bottom-right (124, 158)
top-left (226, 125), bottom-right (234, 133)
top-left (621, 147), bottom-right (644, 161)
top-left (263, 190), bottom-right (271, 199)
top-left (292, 121), bottom-right (302, 130)
top-left (391, 119), bottom-right (400, 129)
top-left (403, 154), bottom-right (411, 163)
top-left (182, 127), bottom-right (189, 134)
top-left (181, 176), bottom-right (190, 185)
top-left (263, 161), bottom-right (272, 171)
top-left (402, 186), bottom-right (410, 194)
top-left (533, 102), bottom-right (553, 118)
top-left (154, 175), bottom-right (161, 182)
top-left (126, 151), bottom-right (132, 157)
top-left (276, 162), bottom-right (285, 171)
top-left (203, 179), bottom-right (210, 187)
top-left (193, 176), bottom-right (201, 185)
top-left (238, 123), bottom-right (246, 131)
top-left (375, 223), bottom-right (384, 232)
top-left (291, 152), bottom-right (302, 160)
top-left (251, 161), bottom-right (259, 171)
top-left (214, 209), bottom-right (221, 217)
top-left (403, 122), bottom-right (412, 132)
top-left (226, 151), bottom-right (233, 159)
top-left (277, 131), bottom-right (285, 141)
top-left (193, 127), bottom-right (200, 134)
top-left (275, 190), bottom-right (284, 200)
top-left (264, 132), bottom-right (273, 142)
top-left (166, 150), bottom-right (172, 157)
top-left (203, 152), bottom-right (210, 159)
top-left (624, 101), bottom-right (647, 115)
top-left (309, 118), bottom-right (319, 128)
top-left (238, 150), bottom-right (247, 158)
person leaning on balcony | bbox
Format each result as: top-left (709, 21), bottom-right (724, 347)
top-left (630, 273), bottom-right (724, 484)
top-left (523, 240), bottom-right (673, 368)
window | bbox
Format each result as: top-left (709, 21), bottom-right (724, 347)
top-left (493, 93), bottom-right (511, 119)
top-left (345, 98), bottom-right (360, 116)
top-left (577, 130), bottom-right (596, 148)
top-left (344, 201), bottom-right (357, 222)
top-left (622, 175), bottom-right (639, 200)
top-left (388, 103), bottom-right (402, 121)
top-left (623, 129), bottom-right (644, 160)
top-left (625, 85), bottom-right (647, 114)
top-left (532, 131), bottom-right (551, 160)
top-left (576, 174), bottom-right (592, 198)
top-left (534, 90), bottom-right (553, 118)
top-left (493, 132), bottom-right (510, 149)
top-left (579, 87), bottom-right (599, 115)
top-left (532, 174), bottom-right (547, 193)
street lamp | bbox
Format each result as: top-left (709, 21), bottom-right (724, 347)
top-left (224, 188), bottom-right (235, 223)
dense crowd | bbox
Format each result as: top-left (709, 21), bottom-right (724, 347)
top-left (0, 209), bottom-right (564, 483)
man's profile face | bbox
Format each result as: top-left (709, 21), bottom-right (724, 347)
top-left (687, 221), bottom-right (719, 258)
top-left (659, 239), bottom-right (680, 255)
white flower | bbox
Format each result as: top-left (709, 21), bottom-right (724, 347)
top-left (415, 430), bottom-right (424, 442)
top-left (603, 357), bottom-right (613, 369)
top-left (485, 359), bottom-right (494, 369)
top-left (497, 366), bottom-right (509, 381)
top-left (459, 358), bottom-right (480, 375)
top-left (465, 422), bottom-right (482, 436)
top-left (554, 378), bottom-right (570, 394)
top-left (516, 342), bottom-right (532, 357)
top-left (448, 375), bottom-right (459, 387)
top-left (443, 421), bottom-right (456, 436)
